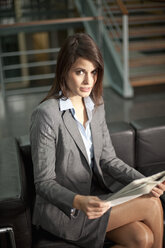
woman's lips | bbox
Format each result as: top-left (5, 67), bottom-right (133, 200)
top-left (80, 87), bottom-right (91, 92)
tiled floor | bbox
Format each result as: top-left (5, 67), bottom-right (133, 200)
top-left (0, 85), bottom-right (165, 139)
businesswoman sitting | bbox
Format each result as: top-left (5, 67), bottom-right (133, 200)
top-left (30, 33), bottom-right (165, 248)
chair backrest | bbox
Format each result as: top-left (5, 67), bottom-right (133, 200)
top-left (107, 121), bottom-right (135, 168)
top-left (17, 136), bottom-right (35, 214)
top-left (131, 116), bottom-right (165, 176)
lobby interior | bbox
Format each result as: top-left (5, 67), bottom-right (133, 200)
top-left (0, 0), bottom-right (165, 140)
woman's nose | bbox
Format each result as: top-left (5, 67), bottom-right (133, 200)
top-left (84, 73), bottom-right (94, 85)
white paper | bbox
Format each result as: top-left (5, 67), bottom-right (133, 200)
top-left (106, 171), bottom-right (165, 207)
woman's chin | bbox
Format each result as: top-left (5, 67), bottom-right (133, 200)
top-left (79, 90), bottom-right (92, 97)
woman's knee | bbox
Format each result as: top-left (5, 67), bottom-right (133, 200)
top-left (107, 221), bottom-right (154, 248)
top-left (133, 222), bottom-right (154, 248)
top-left (150, 196), bottom-right (163, 210)
top-left (145, 196), bottom-right (163, 217)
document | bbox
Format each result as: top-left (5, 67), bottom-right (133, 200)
top-left (106, 171), bottom-right (165, 207)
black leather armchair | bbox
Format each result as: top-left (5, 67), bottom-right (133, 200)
top-left (0, 117), bottom-right (165, 248)
top-left (131, 116), bottom-right (165, 176)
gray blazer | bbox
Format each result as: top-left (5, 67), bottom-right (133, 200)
top-left (30, 98), bottom-right (143, 241)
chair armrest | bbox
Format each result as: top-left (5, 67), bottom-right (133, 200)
top-left (108, 121), bottom-right (135, 168)
top-left (0, 137), bottom-right (32, 248)
top-left (0, 227), bottom-right (16, 248)
top-left (0, 138), bottom-right (23, 212)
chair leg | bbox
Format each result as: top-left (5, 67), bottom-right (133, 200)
top-left (0, 227), bottom-right (16, 248)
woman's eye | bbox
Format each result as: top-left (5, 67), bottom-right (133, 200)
top-left (92, 69), bottom-right (98, 75)
top-left (76, 70), bottom-right (84, 75)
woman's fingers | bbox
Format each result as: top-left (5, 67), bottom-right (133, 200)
top-left (158, 182), bottom-right (165, 191)
top-left (85, 197), bottom-right (110, 219)
top-left (86, 206), bottom-right (109, 219)
top-left (73, 195), bottom-right (111, 219)
top-left (88, 197), bottom-right (109, 209)
top-left (151, 184), bottom-right (164, 197)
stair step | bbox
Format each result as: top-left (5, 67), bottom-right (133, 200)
top-left (129, 39), bottom-right (165, 52)
top-left (131, 73), bottom-right (165, 87)
top-left (129, 26), bottom-right (165, 38)
top-left (110, 3), bottom-right (165, 13)
top-left (126, 3), bottom-right (165, 11)
top-left (130, 54), bottom-right (165, 67)
top-left (130, 64), bottom-right (165, 77)
top-left (110, 27), bottom-right (165, 40)
top-left (115, 14), bottom-right (165, 25)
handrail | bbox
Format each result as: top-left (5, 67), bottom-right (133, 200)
top-left (4, 73), bottom-right (55, 84)
top-left (1, 48), bottom-right (60, 57)
top-left (103, 0), bottom-right (122, 50)
top-left (3, 60), bottom-right (57, 70)
top-left (1, 47), bottom-right (59, 84)
top-left (116, 0), bottom-right (128, 15)
top-left (0, 16), bottom-right (98, 29)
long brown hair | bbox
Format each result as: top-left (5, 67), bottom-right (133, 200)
top-left (41, 33), bottom-right (104, 105)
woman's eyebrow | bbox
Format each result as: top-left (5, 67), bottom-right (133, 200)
top-left (72, 66), bottom-right (97, 71)
top-left (71, 65), bottom-right (85, 70)
top-left (74, 67), bottom-right (85, 70)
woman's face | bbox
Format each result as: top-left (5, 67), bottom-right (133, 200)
top-left (66, 57), bottom-right (98, 99)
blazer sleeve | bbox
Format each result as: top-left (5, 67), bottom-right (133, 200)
top-left (30, 107), bottom-right (76, 217)
top-left (99, 105), bottom-right (144, 185)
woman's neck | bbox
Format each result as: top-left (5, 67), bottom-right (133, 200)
top-left (69, 96), bottom-right (88, 127)
top-left (69, 96), bottom-right (84, 109)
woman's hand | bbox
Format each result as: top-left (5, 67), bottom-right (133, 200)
top-left (151, 181), bottom-right (165, 198)
top-left (73, 195), bottom-right (111, 219)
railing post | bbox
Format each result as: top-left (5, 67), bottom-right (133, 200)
top-left (97, 0), bottom-right (103, 50)
top-left (122, 14), bottom-right (133, 97)
top-left (14, 0), bottom-right (29, 88)
top-left (0, 38), bottom-right (5, 98)
top-left (67, 0), bottom-right (75, 36)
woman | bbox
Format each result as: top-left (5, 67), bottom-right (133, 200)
top-left (30, 33), bottom-right (165, 248)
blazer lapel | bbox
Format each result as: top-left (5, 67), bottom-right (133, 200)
top-left (62, 110), bottom-right (90, 166)
top-left (91, 110), bottom-right (102, 160)
top-left (91, 109), bottom-right (108, 189)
